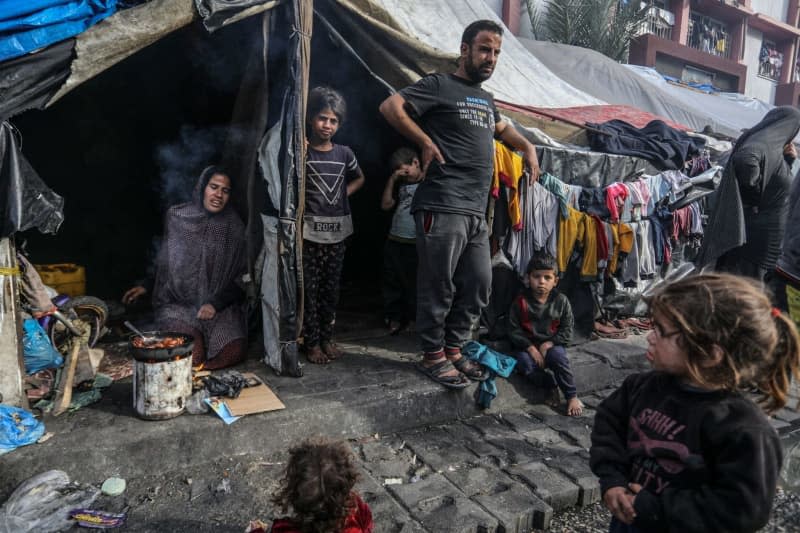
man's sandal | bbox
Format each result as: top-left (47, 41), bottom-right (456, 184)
top-left (450, 356), bottom-right (490, 382)
top-left (414, 359), bottom-right (470, 389)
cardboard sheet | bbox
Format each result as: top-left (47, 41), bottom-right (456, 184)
top-left (224, 372), bottom-right (285, 416)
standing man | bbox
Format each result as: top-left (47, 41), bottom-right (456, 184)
top-left (379, 20), bottom-right (540, 388)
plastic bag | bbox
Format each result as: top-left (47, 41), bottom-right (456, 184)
top-left (0, 470), bottom-right (99, 533)
top-left (22, 318), bottom-right (63, 375)
top-left (0, 405), bottom-right (45, 456)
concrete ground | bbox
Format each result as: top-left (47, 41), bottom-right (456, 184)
top-left (2, 326), bottom-right (800, 532)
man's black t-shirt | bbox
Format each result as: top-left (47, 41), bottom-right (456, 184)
top-left (399, 73), bottom-right (501, 217)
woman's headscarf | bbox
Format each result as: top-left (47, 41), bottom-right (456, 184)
top-left (696, 106), bottom-right (800, 268)
top-left (152, 167), bottom-right (246, 356)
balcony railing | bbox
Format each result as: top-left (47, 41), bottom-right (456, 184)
top-left (686, 17), bottom-right (731, 59)
top-left (636, 6), bottom-right (674, 40)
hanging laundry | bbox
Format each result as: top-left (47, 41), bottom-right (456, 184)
top-left (538, 172), bottom-right (571, 219)
top-left (557, 206), bottom-right (585, 274)
top-left (637, 220), bottom-right (658, 279)
top-left (620, 221), bottom-right (641, 286)
top-left (579, 187), bottom-right (610, 218)
top-left (610, 222), bottom-right (635, 276)
top-left (580, 215), bottom-right (600, 281)
top-left (605, 182), bottom-right (629, 222)
top-left (506, 182), bottom-right (558, 274)
top-left (492, 141), bottom-right (525, 231)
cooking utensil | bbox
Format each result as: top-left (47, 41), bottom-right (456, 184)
top-left (128, 331), bottom-right (194, 362)
top-left (124, 321), bottom-right (158, 345)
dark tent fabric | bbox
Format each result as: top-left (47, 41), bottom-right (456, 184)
top-left (0, 39), bottom-right (74, 122)
top-left (586, 119), bottom-right (705, 171)
top-left (0, 0), bottom-right (115, 62)
top-left (194, 0), bottom-right (280, 32)
top-left (0, 122), bottom-right (64, 238)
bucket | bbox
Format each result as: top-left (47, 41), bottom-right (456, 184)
top-left (34, 263), bottom-right (86, 296)
top-left (132, 356), bottom-right (192, 420)
top-left (130, 332), bottom-right (194, 420)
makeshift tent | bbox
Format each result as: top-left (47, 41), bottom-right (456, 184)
top-left (1, 0), bottom-right (714, 377)
top-left (519, 38), bottom-right (773, 139)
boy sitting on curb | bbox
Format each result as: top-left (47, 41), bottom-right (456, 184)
top-left (508, 252), bottom-right (583, 416)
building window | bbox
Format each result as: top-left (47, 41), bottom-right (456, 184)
top-left (759, 40), bottom-right (783, 81)
top-left (682, 65), bottom-right (716, 88)
top-left (687, 13), bottom-right (730, 59)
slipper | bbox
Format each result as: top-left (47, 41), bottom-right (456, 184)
top-left (414, 359), bottom-right (470, 389)
top-left (450, 356), bottom-right (490, 382)
top-left (594, 329), bottom-right (628, 339)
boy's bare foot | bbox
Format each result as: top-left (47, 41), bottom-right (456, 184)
top-left (306, 345), bottom-right (329, 364)
top-left (567, 397), bottom-right (584, 417)
top-left (321, 341), bottom-right (342, 360)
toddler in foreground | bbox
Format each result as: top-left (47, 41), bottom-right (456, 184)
top-left (590, 273), bottom-right (800, 532)
top-left (270, 438), bottom-right (373, 533)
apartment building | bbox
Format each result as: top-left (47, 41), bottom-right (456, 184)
top-left (491, 0), bottom-right (800, 106)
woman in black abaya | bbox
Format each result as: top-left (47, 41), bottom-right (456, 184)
top-left (697, 106), bottom-right (800, 280)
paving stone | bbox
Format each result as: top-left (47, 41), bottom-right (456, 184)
top-left (388, 473), bottom-right (500, 533)
top-left (463, 415), bottom-right (517, 437)
top-left (356, 468), bottom-right (426, 533)
top-left (569, 350), bottom-right (618, 393)
top-left (357, 438), bottom-right (420, 482)
top-left (529, 410), bottom-right (595, 451)
top-left (544, 454), bottom-right (601, 506)
top-left (579, 394), bottom-right (606, 409)
top-left (462, 416), bottom-right (560, 466)
top-left (445, 422), bottom-right (500, 458)
top-left (775, 408), bottom-right (800, 424)
top-left (578, 339), bottom-right (648, 371)
top-left (522, 427), bottom-right (584, 457)
top-left (506, 461), bottom-right (580, 511)
top-left (771, 417), bottom-right (793, 435)
top-left (404, 427), bottom-right (481, 473)
top-left (496, 412), bottom-right (543, 434)
top-left (472, 480), bottom-right (553, 532)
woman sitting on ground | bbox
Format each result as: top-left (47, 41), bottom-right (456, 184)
top-left (122, 166), bottom-right (247, 370)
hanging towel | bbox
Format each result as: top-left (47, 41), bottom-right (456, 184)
top-left (462, 340), bottom-right (517, 409)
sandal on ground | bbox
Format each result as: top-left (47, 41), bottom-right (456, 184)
top-left (321, 341), bottom-right (343, 360)
top-left (414, 359), bottom-right (470, 389)
top-left (449, 356), bottom-right (490, 382)
top-left (306, 345), bottom-right (329, 364)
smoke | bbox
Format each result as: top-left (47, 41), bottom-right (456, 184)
top-left (154, 125), bottom-right (226, 209)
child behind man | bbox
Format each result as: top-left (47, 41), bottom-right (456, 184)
top-left (302, 86), bottom-right (365, 364)
top-left (380, 147), bottom-right (423, 334)
top-left (508, 252), bottom-right (582, 416)
top-left (590, 273), bottom-right (799, 532)
top-left (270, 437), bottom-right (373, 533)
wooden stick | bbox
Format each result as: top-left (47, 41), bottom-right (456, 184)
top-left (52, 340), bottom-right (80, 417)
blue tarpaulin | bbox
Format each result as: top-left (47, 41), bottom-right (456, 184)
top-left (0, 0), bottom-right (116, 62)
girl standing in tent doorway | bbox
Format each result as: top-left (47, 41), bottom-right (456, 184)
top-left (301, 86), bottom-right (365, 364)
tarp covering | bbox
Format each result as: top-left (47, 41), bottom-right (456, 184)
top-left (519, 38), bottom-right (771, 139)
top-left (0, 39), bottom-right (74, 121)
top-left (195, 0), bottom-right (282, 32)
top-left (517, 103), bottom-right (689, 131)
top-left (48, 0), bottom-right (196, 105)
top-left (326, 0), bottom-right (601, 106)
top-left (0, 122), bottom-right (64, 238)
top-left (0, 0), bottom-right (116, 62)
